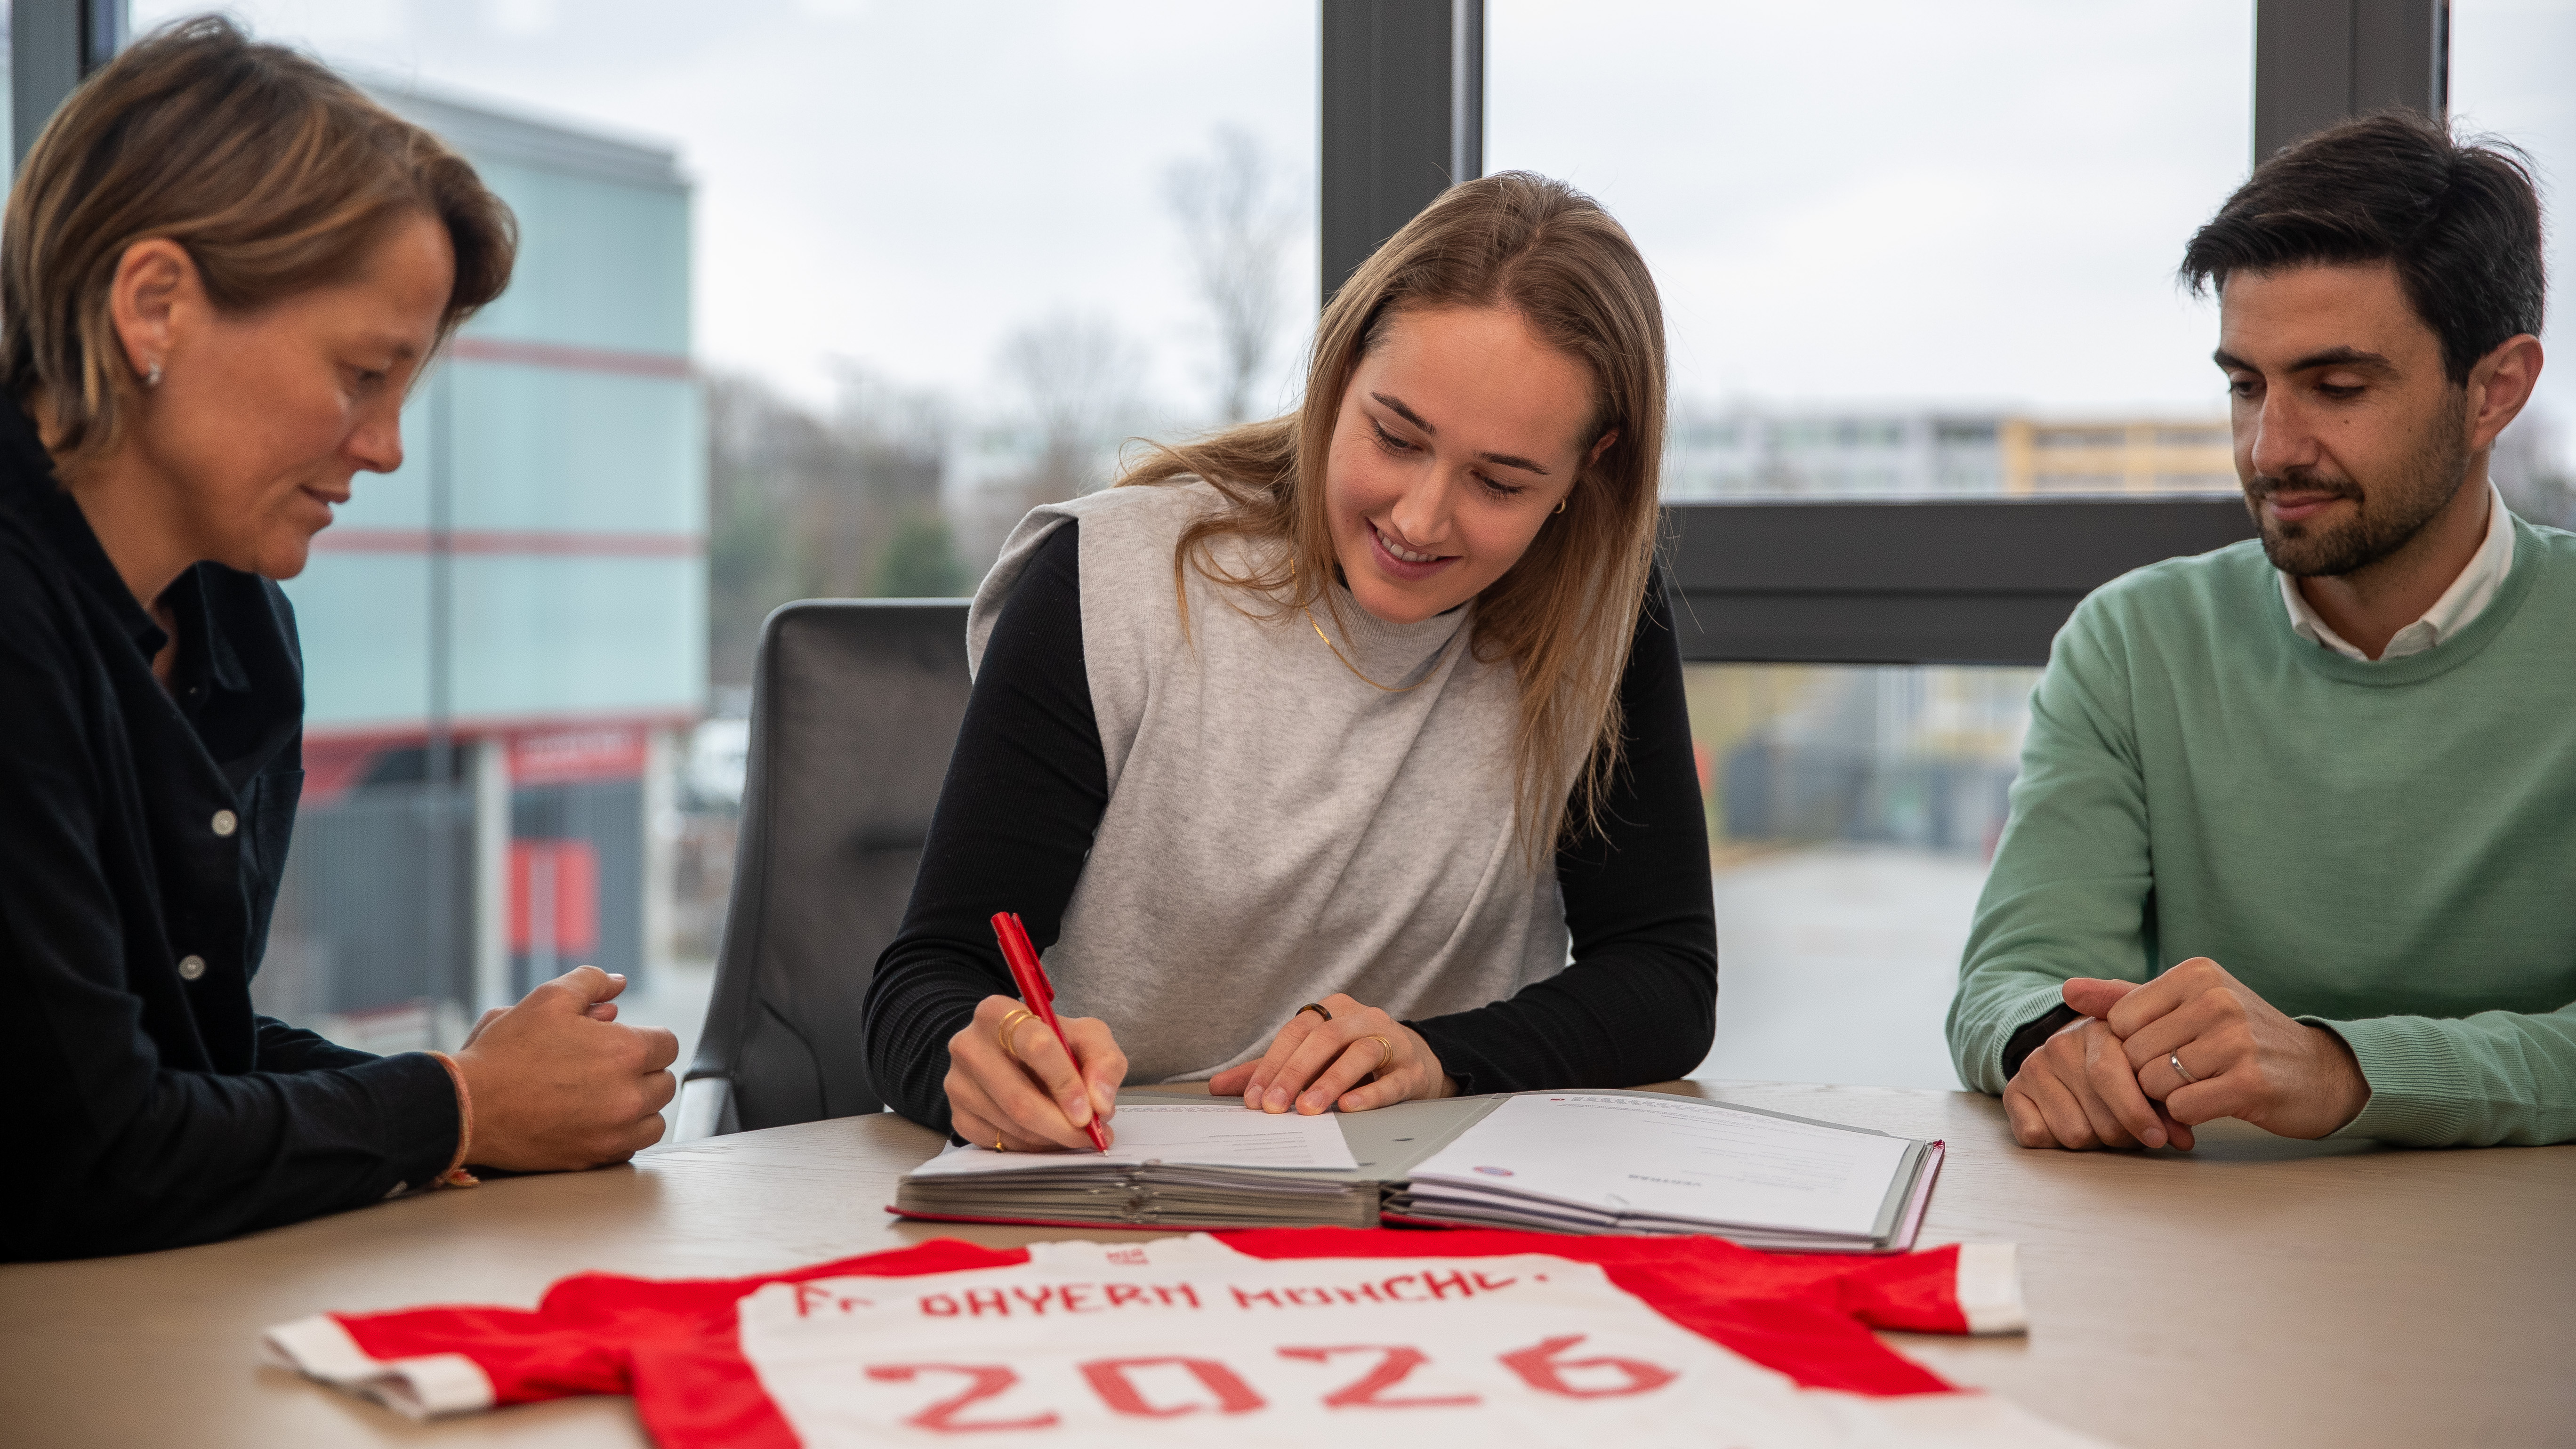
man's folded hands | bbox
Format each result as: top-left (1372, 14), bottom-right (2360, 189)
top-left (2004, 960), bottom-right (2371, 1151)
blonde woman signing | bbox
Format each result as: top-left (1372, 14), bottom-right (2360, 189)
top-left (864, 175), bottom-right (1715, 1151)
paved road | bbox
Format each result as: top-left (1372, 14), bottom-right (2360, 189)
top-left (1695, 844), bottom-right (1986, 1092)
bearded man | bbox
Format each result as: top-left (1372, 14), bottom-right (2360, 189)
top-left (1947, 111), bottom-right (2573, 1150)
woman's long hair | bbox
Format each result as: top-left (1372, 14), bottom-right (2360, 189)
top-left (1120, 171), bottom-right (1667, 859)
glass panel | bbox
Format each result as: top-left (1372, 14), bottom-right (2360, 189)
top-left (1, 0), bottom-right (12, 193)
top-left (126, 1), bottom-right (1318, 1059)
top-left (1489, 0), bottom-right (2252, 499)
top-left (1684, 664), bottom-right (2041, 1090)
top-left (2454, 1), bottom-right (2576, 530)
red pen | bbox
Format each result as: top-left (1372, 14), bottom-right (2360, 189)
top-left (990, 911), bottom-right (1111, 1152)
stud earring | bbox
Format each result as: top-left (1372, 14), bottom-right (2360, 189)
top-left (144, 360), bottom-right (163, 389)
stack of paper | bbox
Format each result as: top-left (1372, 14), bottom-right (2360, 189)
top-left (892, 1090), bottom-right (1940, 1252)
top-left (893, 1103), bottom-right (1380, 1229)
top-left (1385, 1092), bottom-right (1941, 1252)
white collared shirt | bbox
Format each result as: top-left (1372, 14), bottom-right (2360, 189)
top-left (2278, 483), bottom-right (2517, 661)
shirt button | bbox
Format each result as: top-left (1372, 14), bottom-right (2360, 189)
top-left (211, 810), bottom-right (238, 837)
top-left (178, 955), bottom-right (207, 981)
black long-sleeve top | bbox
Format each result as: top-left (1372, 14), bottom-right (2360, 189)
top-left (864, 522), bottom-right (1718, 1135)
top-left (0, 395), bottom-right (459, 1261)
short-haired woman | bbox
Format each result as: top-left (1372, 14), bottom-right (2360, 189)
top-left (1, 19), bottom-right (676, 1261)
top-left (866, 174), bottom-right (1716, 1150)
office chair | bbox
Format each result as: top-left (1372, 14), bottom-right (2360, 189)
top-left (673, 599), bottom-right (971, 1139)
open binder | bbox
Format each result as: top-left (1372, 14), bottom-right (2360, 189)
top-left (892, 1088), bottom-right (1943, 1254)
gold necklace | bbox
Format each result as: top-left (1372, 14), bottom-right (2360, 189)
top-left (1305, 607), bottom-right (1449, 693)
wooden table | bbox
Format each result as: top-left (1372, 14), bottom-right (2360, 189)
top-left (4, 1081), bottom-right (2570, 1447)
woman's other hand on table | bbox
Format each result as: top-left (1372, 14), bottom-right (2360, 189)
top-left (946, 995), bottom-right (1126, 1152)
top-left (1209, 993), bottom-right (1458, 1114)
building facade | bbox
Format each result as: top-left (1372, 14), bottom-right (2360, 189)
top-left (1662, 406), bottom-right (2234, 499)
top-left (249, 86), bottom-right (705, 1047)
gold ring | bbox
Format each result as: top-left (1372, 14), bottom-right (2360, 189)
top-left (998, 1008), bottom-right (1038, 1061)
top-left (994, 1134), bottom-right (1006, 1151)
top-left (1364, 1034), bottom-right (1393, 1074)
top-left (1294, 1002), bottom-right (1332, 1023)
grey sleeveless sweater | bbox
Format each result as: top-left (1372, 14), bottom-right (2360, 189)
top-left (865, 481), bottom-right (1717, 1133)
top-left (972, 482), bottom-right (1568, 1082)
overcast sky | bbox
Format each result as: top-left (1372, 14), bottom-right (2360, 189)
top-left (134, 1), bottom-right (2574, 458)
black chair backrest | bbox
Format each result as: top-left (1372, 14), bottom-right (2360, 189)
top-left (687, 599), bottom-right (971, 1132)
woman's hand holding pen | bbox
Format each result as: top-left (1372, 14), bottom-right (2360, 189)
top-left (946, 994), bottom-right (1125, 1152)
top-left (1209, 992), bottom-right (1459, 1115)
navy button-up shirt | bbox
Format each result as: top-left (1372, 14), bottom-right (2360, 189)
top-left (0, 395), bottom-right (459, 1260)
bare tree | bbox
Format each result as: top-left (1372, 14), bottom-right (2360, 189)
top-left (1166, 126), bottom-right (1297, 422)
top-left (704, 370), bottom-right (956, 687)
top-left (998, 312), bottom-right (1148, 481)
top-left (945, 313), bottom-right (1152, 572)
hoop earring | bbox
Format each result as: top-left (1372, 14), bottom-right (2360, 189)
top-left (1553, 498), bottom-right (1567, 515)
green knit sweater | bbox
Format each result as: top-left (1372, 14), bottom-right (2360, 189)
top-left (1948, 514), bottom-right (2576, 1147)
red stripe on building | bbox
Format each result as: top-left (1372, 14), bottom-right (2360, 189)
top-left (300, 711), bottom-right (697, 805)
top-left (450, 335), bottom-right (692, 378)
top-left (305, 710), bottom-right (698, 752)
top-left (311, 529), bottom-right (702, 557)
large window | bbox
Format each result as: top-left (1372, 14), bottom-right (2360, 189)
top-left (69, 1), bottom-right (2559, 1092)
top-left (1684, 663), bottom-right (2035, 1089)
top-left (2454, 0), bottom-right (2576, 527)
top-left (123, 0), bottom-right (1320, 1065)
top-left (1489, 0), bottom-right (2253, 502)
top-left (1485, 2), bottom-right (2254, 1086)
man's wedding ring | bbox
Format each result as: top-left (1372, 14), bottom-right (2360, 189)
top-left (2170, 1051), bottom-right (2197, 1086)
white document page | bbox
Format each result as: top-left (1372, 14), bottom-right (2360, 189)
top-left (909, 1102), bottom-right (1360, 1176)
top-left (1406, 1093), bottom-right (1912, 1237)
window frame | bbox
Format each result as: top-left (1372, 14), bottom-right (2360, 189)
top-left (1319, 0), bottom-right (2447, 666)
top-left (19, 1), bottom-right (2452, 664)
top-left (11, 0), bottom-right (125, 165)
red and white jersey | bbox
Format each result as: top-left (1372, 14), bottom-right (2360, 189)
top-left (265, 1227), bottom-right (2097, 1448)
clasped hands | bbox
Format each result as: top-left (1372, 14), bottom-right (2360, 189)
top-left (451, 965), bottom-right (680, 1171)
top-left (947, 990), bottom-right (1457, 1154)
top-left (2004, 956), bottom-right (2370, 1151)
